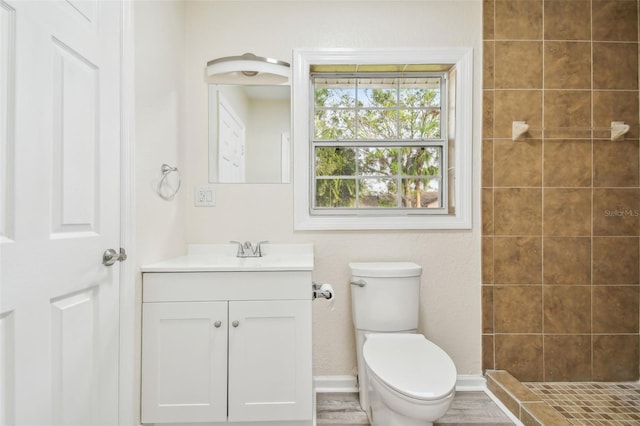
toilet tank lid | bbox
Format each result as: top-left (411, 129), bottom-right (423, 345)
top-left (349, 262), bottom-right (422, 278)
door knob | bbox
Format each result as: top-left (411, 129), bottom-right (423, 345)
top-left (214, 321), bottom-right (222, 328)
top-left (232, 320), bottom-right (239, 327)
top-left (103, 248), bottom-right (127, 266)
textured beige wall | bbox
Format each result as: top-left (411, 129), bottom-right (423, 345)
top-left (135, 0), bottom-right (188, 266)
top-left (183, 0), bottom-right (483, 376)
top-left (134, 1), bottom-right (189, 422)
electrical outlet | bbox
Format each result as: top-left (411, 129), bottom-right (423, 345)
top-left (195, 185), bottom-right (215, 207)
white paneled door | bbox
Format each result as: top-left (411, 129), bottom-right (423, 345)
top-left (0, 1), bottom-right (122, 425)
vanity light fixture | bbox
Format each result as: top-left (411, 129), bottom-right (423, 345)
top-left (205, 52), bottom-right (290, 85)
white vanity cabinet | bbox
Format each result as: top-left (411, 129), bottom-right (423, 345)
top-left (141, 265), bottom-right (313, 426)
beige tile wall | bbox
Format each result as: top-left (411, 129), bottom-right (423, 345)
top-left (482, 0), bottom-right (640, 381)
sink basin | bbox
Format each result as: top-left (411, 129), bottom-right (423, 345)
top-left (140, 243), bottom-right (314, 272)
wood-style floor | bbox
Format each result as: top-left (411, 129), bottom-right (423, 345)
top-left (316, 391), bottom-right (515, 425)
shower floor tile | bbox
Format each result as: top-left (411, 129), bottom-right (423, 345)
top-left (525, 382), bottom-right (640, 425)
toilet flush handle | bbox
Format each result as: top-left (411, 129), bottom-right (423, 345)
top-left (350, 279), bottom-right (366, 288)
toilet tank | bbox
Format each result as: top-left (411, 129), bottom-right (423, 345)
top-left (349, 262), bottom-right (422, 332)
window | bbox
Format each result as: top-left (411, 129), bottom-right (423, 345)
top-left (293, 48), bottom-right (474, 230)
top-left (312, 73), bottom-right (447, 213)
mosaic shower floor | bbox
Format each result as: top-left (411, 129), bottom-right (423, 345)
top-left (525, 382), bottom-right (640, 425)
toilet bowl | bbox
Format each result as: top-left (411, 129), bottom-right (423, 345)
top-left (363, 333), bottom-right (456, 426)
top-left (349, 262), bottom-right (457, 425)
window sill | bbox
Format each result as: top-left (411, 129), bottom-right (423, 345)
top-left (293, 214), bottom-right (472, 230)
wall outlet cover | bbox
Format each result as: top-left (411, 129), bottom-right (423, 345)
top-left (195, 185), bottom-right (215, 207)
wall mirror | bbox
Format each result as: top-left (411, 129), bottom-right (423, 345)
top-left (208, 84), bottom-right (291, 183)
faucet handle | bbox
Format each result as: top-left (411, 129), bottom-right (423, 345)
top-left (229, 241), bottom-right (245, 256)
top-left (254, 240), bottom-right (269, 256)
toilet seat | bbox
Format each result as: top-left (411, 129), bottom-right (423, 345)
top-left (363, 334), bottom-right (457, 401)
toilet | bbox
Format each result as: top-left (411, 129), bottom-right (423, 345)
top-left (349, 262), bottom-right (457, 426)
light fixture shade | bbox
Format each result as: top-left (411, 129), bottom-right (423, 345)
top-left (206, 53), bottom-right (290, 85)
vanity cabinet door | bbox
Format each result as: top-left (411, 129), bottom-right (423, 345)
top-left (141, 301), bottom-right (228, 424)
top-left (227, 300), bottom-right (312, 422)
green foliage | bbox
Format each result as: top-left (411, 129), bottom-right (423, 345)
top-left (315, 178), bottom-right (356, 208)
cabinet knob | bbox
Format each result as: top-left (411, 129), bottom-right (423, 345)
top-left (232, 320), bottom-right (239, 327)
top-left (214, 321), bottom-right (222, 328)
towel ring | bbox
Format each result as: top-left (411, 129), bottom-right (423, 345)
top-left (157, 164), bottom-right (181, 201)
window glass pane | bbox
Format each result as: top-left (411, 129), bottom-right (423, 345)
top-left (357, 109), bottom-right (398, 139)
top-left (401, 178), bottom-right (440, 208)
top-left (315, 147), bottom-right (356, 176)
top-left (315, 86), bottom-right (356, 108)
top-left (359, 86), bottom-right (397, 108)
top-left (314, 77), bottom-right (444, 141)
top-left (399, 109), bottom-right (441, 139)
top-left (315, 178), bottom-right (356, 207)
top-left (401, 147), bottom-right (441, 176)
top-left (315, 109), bottom-right (355, 139)
top-left (399, 78), bottom-right (441, 108)
top-left (359, 178), bottom-right (397, 207)
top-left (357, 147), bottom-right (398, 176)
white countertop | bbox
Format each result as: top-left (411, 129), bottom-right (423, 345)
top-left (140, 243), bottom-right (314, 272)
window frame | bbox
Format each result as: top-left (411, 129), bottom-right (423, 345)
top-left (292, 48), bottom-right (474, 230)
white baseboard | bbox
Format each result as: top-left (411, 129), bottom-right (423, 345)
top-left (455, 374), bottom-right (486, 391)
top-left (314, 375), bottom-right (359, 393)
top-left (313, 374), bottom-right (486, 393)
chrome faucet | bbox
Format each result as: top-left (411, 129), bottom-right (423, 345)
top-left (230, 240), bottom-right (269, 257)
